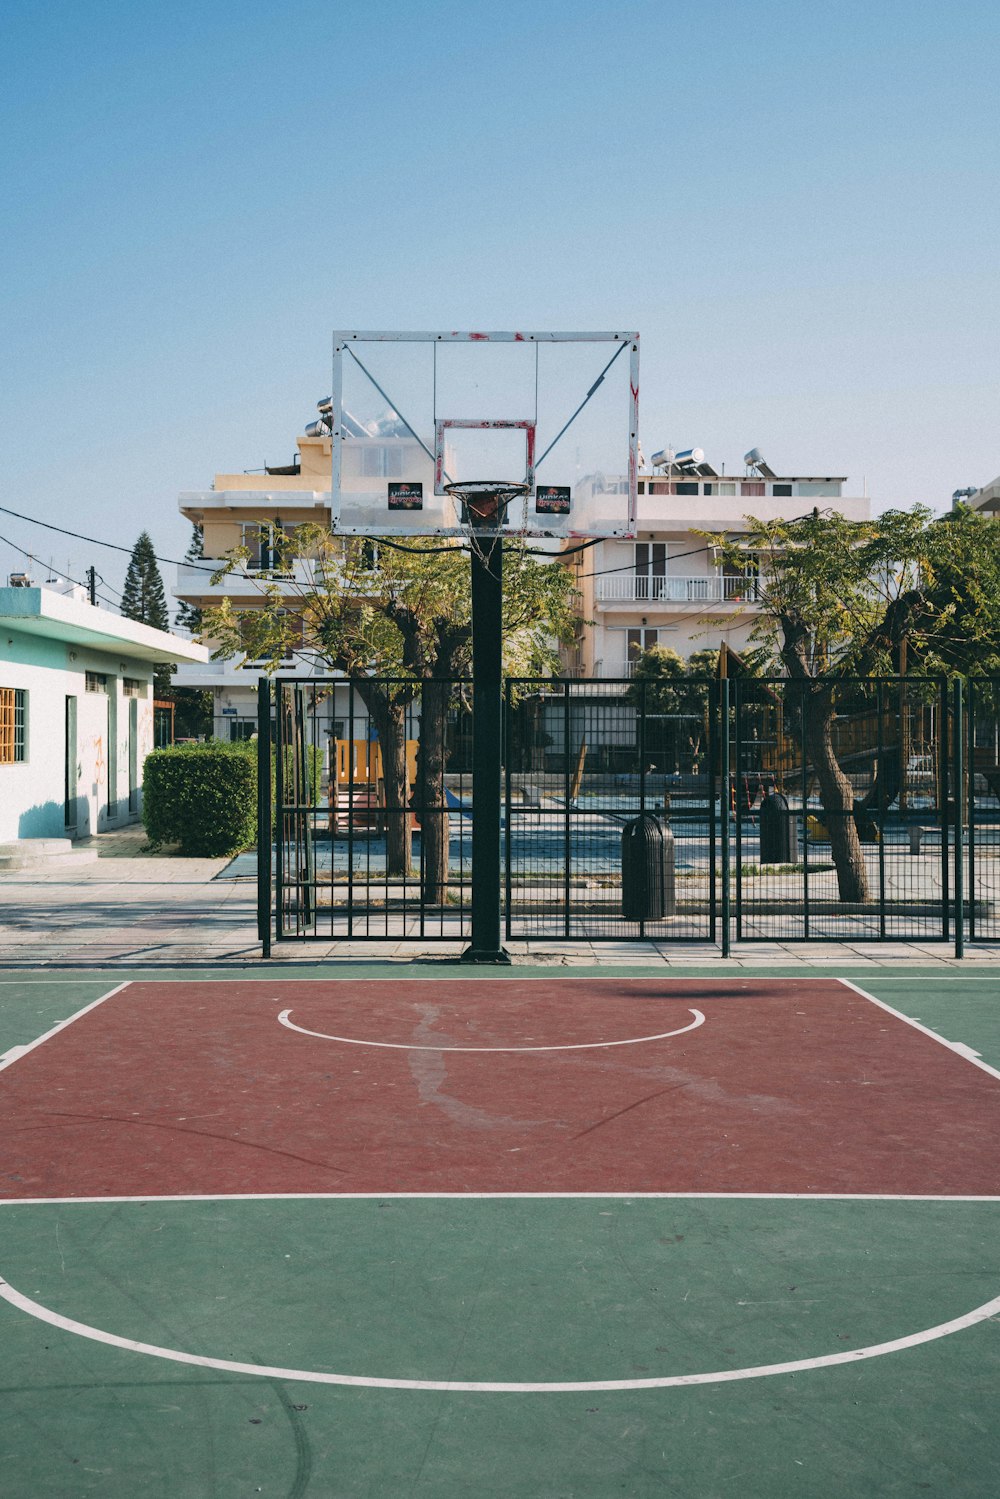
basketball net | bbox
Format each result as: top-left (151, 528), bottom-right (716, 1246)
top-left (444, 481), bottom-right (531, 567)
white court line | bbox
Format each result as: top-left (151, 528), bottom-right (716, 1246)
top-left (0, 982), bottom-right (131, 1073)
top-left (2, 1192), bottom-right (1000, 1205)
top-left (838, 979), bottom-right (1000, 1085)
top-left (1, 1271), bottom-right (998, 1393)
top-left (277, 1007), bottom-right (705, 1052)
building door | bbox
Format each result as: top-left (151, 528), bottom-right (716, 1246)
top-left (128, 698), bottom-right (139, 813)
top-left (64, 696), bottom-right (78, 832)
top-left (633, 542), bottom-right (666, 600)
top-left (106, 690), bottom-right (118, 820)
top-left (626, 627), bottom-right (660, 668)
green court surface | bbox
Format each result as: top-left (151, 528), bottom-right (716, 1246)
top-left (1, 966), bottom-right (999, 1498)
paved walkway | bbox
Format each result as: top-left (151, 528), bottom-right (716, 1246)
top-left (0, 825), bottom-right (998, 968)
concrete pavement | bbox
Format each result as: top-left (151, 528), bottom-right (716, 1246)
top-left (0, 825), bottom-right (998, 968)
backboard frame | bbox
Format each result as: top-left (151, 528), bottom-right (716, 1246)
top-left (331, 330), bottom-right (640, 540)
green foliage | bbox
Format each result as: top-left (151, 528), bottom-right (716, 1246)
top-left (143, 743), bottom-right (257, 856)
top-left (204, 525), bottom-right (580, 682)
top-left (174, 524), bottom-right (205, 634)
top-left (704, 505), bottom-right (1000, 679)
top-left (122, 529), bottom-right (172, 696)
top-left (226, 736), bottom-right (322, 813)
top-left (168, 687), bottom-right (214, 739)
top-left (122, 531), bottom-right (169, 631)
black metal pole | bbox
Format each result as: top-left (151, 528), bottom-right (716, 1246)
top-left (721, 677), bottom-right (731, 957)
top-left (257, 676), bottom-right (272, 957)
top-left (463, 536), bottom-right (510, 963)
top-left (954, 677), bottom-right (965, 959)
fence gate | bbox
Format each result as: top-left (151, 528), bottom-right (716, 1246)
top-left (262, 677), bottom-right (475, 949)
top-left (967, 678), bottom-right (1000, 942)
top-left (504, 679), bottom-right (719, 943)
top-left (731, 676), bottom-right (952, 942)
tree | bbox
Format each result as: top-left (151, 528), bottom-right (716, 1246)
top-left (205, 525), bottom-right (580, 899)
top-left (175, 524), bottom-right (205, 634)
top-left (707, 505), bottom-right (1000, 900)
top-left (158, 523), bottom-right (215, 738)
top-left (627, 647), bottom-right (725, 773)
top-left (122, 531), bottom-right (169, 630)
top-left (122, 531), bottom-right (172, 697)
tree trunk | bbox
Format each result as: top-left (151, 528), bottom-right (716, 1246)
top-left (356, 685), bottom-right (412, 878)
top-left (417, 678), bottom-right (451, 904)
top-left (802, 687), bottom-right (870, 902)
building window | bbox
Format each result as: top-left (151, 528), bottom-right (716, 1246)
top-left (675, 481), bottom-right (699, 496)
top-left (85, 672), bottom-right (108, 692)
top-left (122, 678), bottom-right (143, 696)
top-left (741, 481), bottom-right (765, 497)
top-left (717, 482), bottom-right (736, 496)
top-left (772, 483), bottom-right (793, 497)
top-left (0, 688), bottom-right (26, 763)
top-left (797, 481), bottom-right (841, 497)
top-left (361, 445), bottom-right (404, 478)
top-left (647, 481), bottom-right (671, 495)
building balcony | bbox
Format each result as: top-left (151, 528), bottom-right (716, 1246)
top-left (175, 558), bottom-right (323, 602)
top-left (595, 574), bottom-right (760, 606)
top-left (171, 653), bottom-right (340, 692)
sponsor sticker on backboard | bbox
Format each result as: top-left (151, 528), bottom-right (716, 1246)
top-left (388, 481), bottom-right (423, 510)
top-left (535, 485), bottom-right (572, 515)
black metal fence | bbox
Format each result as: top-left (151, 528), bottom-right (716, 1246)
top-left (257, 674), bottom-right (1000, 952)
top-left (504, 679), bottom-right (717, 942)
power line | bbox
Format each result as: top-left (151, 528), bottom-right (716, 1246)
top-left (0, 530), bottom-right (98, 598)
top-left (0, 504), bottom-right (218, 573)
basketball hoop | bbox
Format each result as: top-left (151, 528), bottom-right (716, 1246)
top-left (444, 480), bottom-right (530, 531)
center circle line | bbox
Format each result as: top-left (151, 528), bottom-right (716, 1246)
top-left (2, 1274), bottom-right (997, 1393)
top-left (275, 1008), bottom-right (706, 1052)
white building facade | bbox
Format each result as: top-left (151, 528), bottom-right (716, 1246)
top-left (571, 451), bottom-right (871, 676)
top-left (0, 584), bottom-right (208, 843)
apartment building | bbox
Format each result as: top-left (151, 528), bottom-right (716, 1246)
top-left (173, 427), bottom-right (335, 739)
top-left (569, 448), bottom-right (871, 677)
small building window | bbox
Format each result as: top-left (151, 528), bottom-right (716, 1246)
top-left (717, 482), bottom-right (736, 496)
top-left (772, 483), bottom-right (793, 497)
top-left (85, 672), bottom-right (108, 692)
top-left (675, 482), bottom-right (699, 496)
top-left (647, 481), bottom-right (671, 495)
top-left (0, 687), bottom-right (26, 763)
top-left (122, 678), bottom-right (144, 696)
top-left (741, 481), bottom-right (765, 497)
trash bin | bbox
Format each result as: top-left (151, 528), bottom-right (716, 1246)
top-left (759, 792), bottom-right (794, 863)
top-left (622, 813), bottom-right (676, 919)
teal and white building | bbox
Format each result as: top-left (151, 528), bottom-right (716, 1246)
top-left (0, 583), bottom-right (209, 845)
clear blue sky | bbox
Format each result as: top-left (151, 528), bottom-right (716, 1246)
top-left (1, 0), bottom-right (997, 605)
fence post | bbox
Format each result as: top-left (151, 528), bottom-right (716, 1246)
top-left (257, 676), bottom-right (272, 958)
top-left (954, 677), bottom-right (965, 959)
top-left (721, 677), bottom-right (731, 958)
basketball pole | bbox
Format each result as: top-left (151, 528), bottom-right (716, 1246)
top-left (463, 533), bottom-right (510, 963)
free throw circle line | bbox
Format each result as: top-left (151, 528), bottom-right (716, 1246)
top-left (2, 1274), bottom-right (998, 1392)
top-left (276, 1007), bottom-right (706, 1052)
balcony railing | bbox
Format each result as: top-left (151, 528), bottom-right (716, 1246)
top-left (595, 574), bottom-right (760, 605)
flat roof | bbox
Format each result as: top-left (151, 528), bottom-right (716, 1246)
top-left (0, 588), bottom-right (210, 665)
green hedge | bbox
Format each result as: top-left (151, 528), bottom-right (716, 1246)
top-left (143, 742), bottom-right (259, 857)
top-left (227, 739), bottom-right (322, 814)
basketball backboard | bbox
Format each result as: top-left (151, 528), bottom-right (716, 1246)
top-left (329, 331), bottom-right (639, 539)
